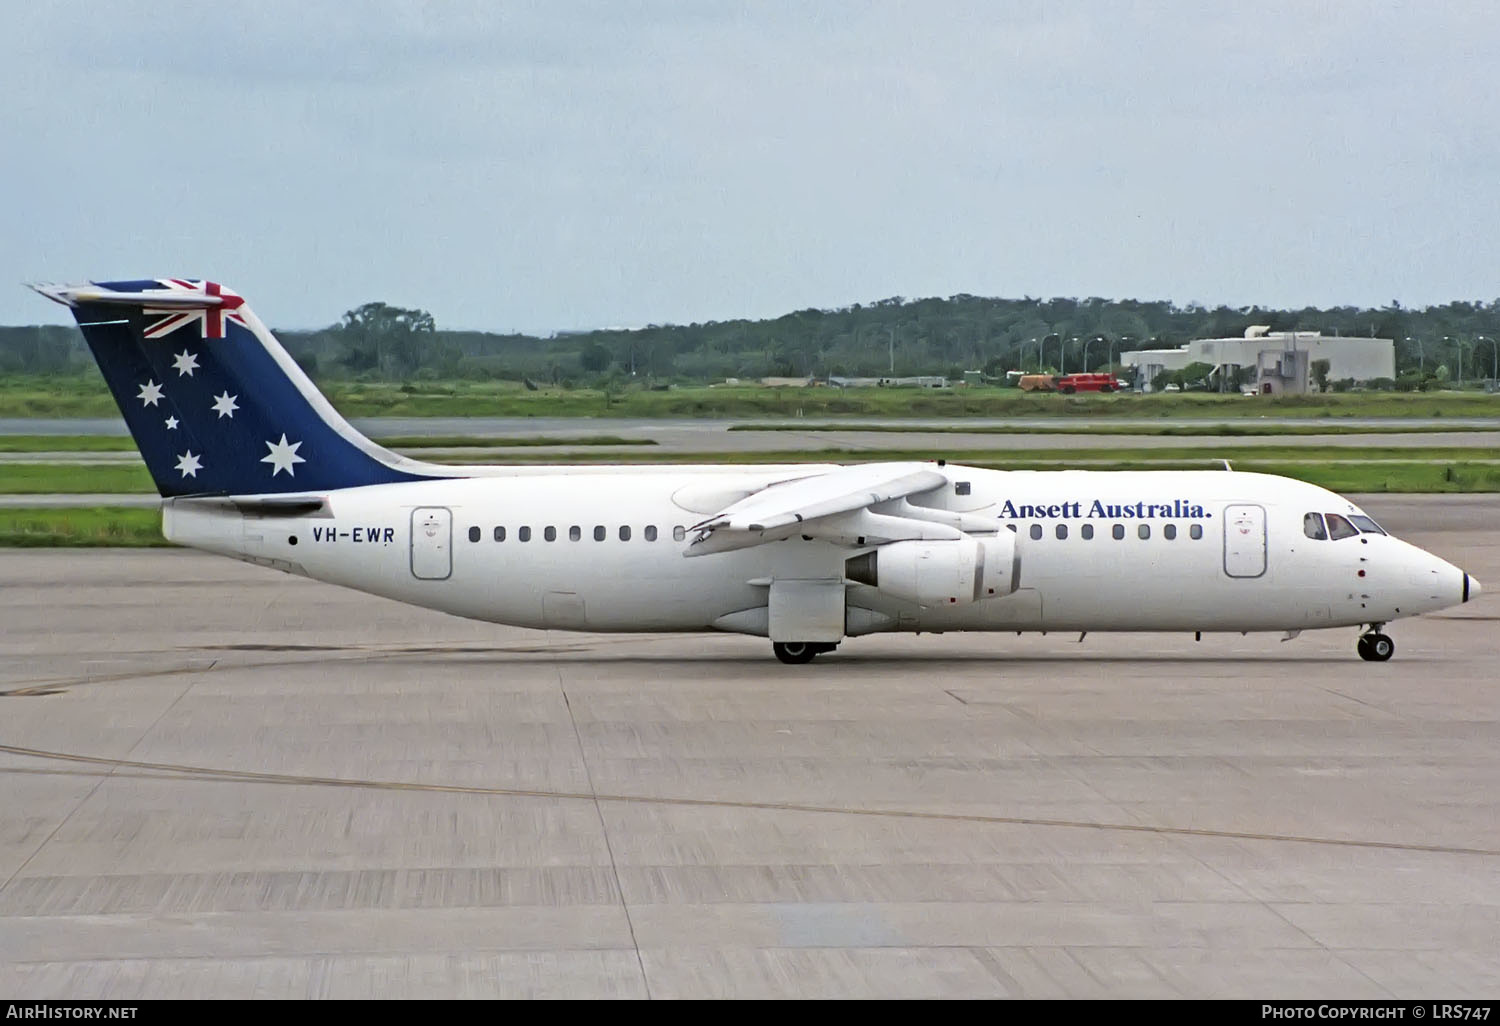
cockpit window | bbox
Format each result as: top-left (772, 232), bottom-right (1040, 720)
top-left (1325, 513), bottom-right (1359, 540)
top-left (1303, 512), bottom-right (1328, 540)
top-left (1348, 515), bottom-right (1386, 536)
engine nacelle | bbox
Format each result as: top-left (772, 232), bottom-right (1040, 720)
top-left (845, 532), bottom-right (1017, 607)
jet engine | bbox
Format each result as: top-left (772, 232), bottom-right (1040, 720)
top-left (844, 532), bottom-right (1017, 607)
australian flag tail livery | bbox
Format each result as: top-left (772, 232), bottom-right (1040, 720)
top-left (29, 280), bottom-right (450, 497)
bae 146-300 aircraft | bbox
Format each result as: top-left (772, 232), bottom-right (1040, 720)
top-left (30, 279), bottom-right (1480, 664)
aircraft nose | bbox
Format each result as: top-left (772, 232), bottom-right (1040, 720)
top-left (1464, 573), bottom-right (1480, 603)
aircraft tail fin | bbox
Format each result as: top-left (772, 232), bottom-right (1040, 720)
top-left (29, 280), bottom-right (449, 497)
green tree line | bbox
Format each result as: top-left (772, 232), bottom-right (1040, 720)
top-left (4, 294), bottom-right (1498, 386)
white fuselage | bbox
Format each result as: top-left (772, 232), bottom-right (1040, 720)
top-left (163, 465), bottom-right (1471, 639)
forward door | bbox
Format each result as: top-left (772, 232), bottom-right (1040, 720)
top-left (1223, 504), bottom-right (1267, 578)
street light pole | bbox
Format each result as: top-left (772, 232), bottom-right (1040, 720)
top-left (1406, 336), bottom-right (1422, 375)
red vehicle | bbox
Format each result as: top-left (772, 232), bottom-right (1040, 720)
top-left (1054, 373), bottom-right (1121, 394)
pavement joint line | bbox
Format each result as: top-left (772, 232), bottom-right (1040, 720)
top-left (0, 676), bottom-right (197, 902)
top-left (1, 741), bottom-right (1496, 860)
top-left (554, 652), bottom-right (652, 999)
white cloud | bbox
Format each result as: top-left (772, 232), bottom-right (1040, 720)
top-left (5, 1), bottom-right (1498, 331)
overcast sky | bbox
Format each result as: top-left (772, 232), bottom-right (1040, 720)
top-left (4, 1), bottom-right (1497, 332)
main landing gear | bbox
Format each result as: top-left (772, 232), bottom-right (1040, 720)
top-left (772, 641), bottom-right (839, 665)
top-left (1357, 625), bottom-right (1395, 662)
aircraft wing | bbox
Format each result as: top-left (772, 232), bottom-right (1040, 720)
top-left (686, 462), bottom-right (960, 555)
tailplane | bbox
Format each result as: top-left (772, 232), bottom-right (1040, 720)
top-left (30, 280), bottom-right (450, 497)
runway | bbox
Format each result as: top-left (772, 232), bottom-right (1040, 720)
top-left (0, 498), bottom-right (1496, 998)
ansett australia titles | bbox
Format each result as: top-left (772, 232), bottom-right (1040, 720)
top-left (999, 498), bottom-right (1212, 520)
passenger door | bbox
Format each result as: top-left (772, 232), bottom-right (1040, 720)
top-left (1223, 504), bottom-right (1267, 579)
top-left (410, 507), bottom-right (452, 580)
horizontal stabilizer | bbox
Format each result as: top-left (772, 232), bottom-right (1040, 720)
top-left (29, 281), bottom-right (235, 309)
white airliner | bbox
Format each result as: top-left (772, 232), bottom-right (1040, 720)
top-left (31, 279), bottom-right (1479, 663)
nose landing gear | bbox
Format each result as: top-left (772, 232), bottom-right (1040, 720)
top-left (1357, 626), bottom-right (1394, 662)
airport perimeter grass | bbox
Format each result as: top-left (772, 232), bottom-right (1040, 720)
top-left (0, 433), bottom-right (654, 452)
top-left (0, 464), bottom-right (156, 493)
top-left (728, 422), bottom-right (1500, 436)
top-left (8, 445), bottom-right (1500, 498)
top-left (372, 434), bottom-right (654, 448)
top-left (5, 375), bottom-right (1500, 419)
top-left (0, 506), bottom-right (164, 547)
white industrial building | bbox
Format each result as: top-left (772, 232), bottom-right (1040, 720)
top-left (1122, 327), bottom-right (1395, 394)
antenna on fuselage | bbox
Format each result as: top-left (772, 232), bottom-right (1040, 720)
top-left (1220, 459), bottom-right (1233, 472)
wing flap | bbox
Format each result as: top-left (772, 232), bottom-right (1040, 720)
top-left (687, 462), bottom-right (951, 554)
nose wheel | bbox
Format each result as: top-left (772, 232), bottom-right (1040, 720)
top-left (1357, 631), bottom-right (1394, 662)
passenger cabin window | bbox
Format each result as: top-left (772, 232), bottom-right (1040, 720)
top-left (1190, 524), bottom-right (1203, 540)
top-left (1304, 512), bottom-right (1328, 540)
top-left (1349, 515), bottom-right (1386, 536)
top-left (569, 526), bottom-right (581, 542)
top-left (619, 526), bottom-right (631, 541)
top-left (1055, 524), bottom-right (1068, 540)
top-left (493, 526), bottom-right (505, 542)
top-left (1029, 524), bottom-right (1043, 540)
top-left (1112, 524), bottom-right (1125, 540)
top-left (1325, 514), bottom-right (1359, 540)
top-left (519, 526), bottom-right (531, 542)
top-left (1164, 524), bottom-right (1176, 540)
top-left (673, 526), bottom-right (686, 541)
top-left (1138, 524), bottom-right (1150, 540)
top-left (594, 525), bottom-right (606, 541)
top-left (468, 526), bottom-right (480, 543)
top-left (1081, 524), bottom-right (1094, 540)
top-left (544, 526), bottom-right (557, 542)
top-left (645, 525), bottom-right (658, 542)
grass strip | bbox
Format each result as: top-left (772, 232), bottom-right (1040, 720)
top-left (0, 506), bottom-right (165, 546)
top-left (0, 435), bottom-right (137, 452)
top-left (0, 464), bottom-right (157, 493)
top-left (727, 422), bottom-right (1500, 435)
top-left (419, 444), bottom-right (1500, 465)
top-left (8, 444), bottom-right (1500, 499)
top-left (0, 433), bottom-right (657, 452)
top-left (371, 434), bottom-right (655, 448)
top-left (6, 377), bottom-right (1500, 419)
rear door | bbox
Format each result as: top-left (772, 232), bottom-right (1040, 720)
top-left (411, 507), bottom-right (452, 580)
top-left (1223, 503), bottom-right (1267, 578)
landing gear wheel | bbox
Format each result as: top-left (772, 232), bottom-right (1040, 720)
top-left (1357, 632), bottom-right (1394, 662)
top-left (773, 641), bottom-right (820, 665)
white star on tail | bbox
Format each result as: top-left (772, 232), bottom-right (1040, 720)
top-left (137, 380), bottom-right (164, 407)
top-left (165, 416), bottom-right (179, 430)
top-left (171, 350), bottom-right (199, 377)
top-left (261, 434), bottom-right (305, 477)
top-left (175, 451), bottom-right (202, 478)
top-left (211, 391), bottom-right (239, 418)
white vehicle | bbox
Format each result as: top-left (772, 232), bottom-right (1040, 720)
top-left (31, 279), bottom-right (1478, 663)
